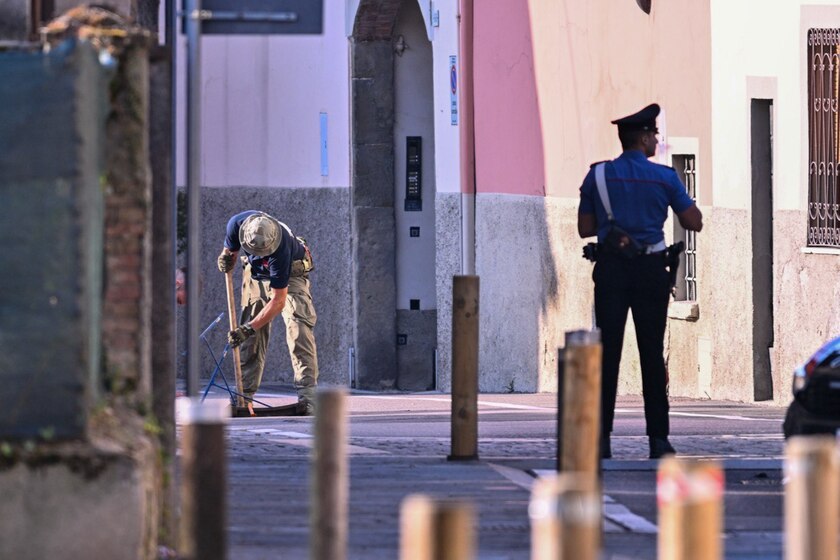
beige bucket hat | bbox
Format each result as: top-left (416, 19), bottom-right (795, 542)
top-left (239, 212), bottom-right (282, 256)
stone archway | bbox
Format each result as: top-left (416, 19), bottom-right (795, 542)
top-left (349, 0), bottom-right (404, 390)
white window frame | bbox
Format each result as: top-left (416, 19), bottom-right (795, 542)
top-left (665, 137), bottom-right (700, 320)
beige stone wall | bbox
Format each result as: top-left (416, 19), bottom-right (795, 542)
top-left (618, 208), bottom-right (840, 406)
top-left (473, 197), bottom-right (840, 405)
top-left (772, 210), bottom-right (840, 402)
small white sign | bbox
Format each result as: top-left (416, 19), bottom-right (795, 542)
top-left (320, 112), bottom-right (328, 176)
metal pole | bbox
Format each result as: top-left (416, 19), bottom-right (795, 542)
top-left (185, 0), bottom-right (202, 396)
top-left (167, 0), bottom-right (178, 370)
top-left (458, 0), bottom-right (476, 275)
top-left (556, 347), bottom-right (565, 472)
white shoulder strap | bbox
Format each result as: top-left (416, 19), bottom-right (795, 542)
top-left (594, 163), bottom-right (614, 221)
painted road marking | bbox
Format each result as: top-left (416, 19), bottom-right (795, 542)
top-left (356, 395), bottom-right (553, 411)
top-left (357, 397), bottom-right (783, 420)
top-left (224, 394), bottom-right (784, 422)
top-left (248, 428), bottom-right (385, 455)
top-left (529, 469), bottom-right (656, 533)
top-left (614, 408), bottom-right (782, 423)
top-left (264, 438), bottom-right (385, 455)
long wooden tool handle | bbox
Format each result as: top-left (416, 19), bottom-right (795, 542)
top-left (225, 270), bottom-right (246, 408)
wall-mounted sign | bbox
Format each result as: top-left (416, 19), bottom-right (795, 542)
top-left (449, 55), bottom-right (458, 126)
top-left (183, 0), bottom-right (323, 35)
top-left (320, 112), bottom-right (328, 176)
top-left (405, 136), bottom-right (422, 211)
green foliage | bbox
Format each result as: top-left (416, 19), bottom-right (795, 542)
top-left (143, 417), bottom-right (162, 436)
top-left (38, 426), bottom-right (56, 441)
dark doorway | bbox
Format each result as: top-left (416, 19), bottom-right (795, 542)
top-left (751, 99), bottom-right (774, 401)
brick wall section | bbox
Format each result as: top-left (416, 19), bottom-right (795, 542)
top-left (101, 42), bottom-right (153, 399)
top-left (354, 0), bottom-right (402, 40)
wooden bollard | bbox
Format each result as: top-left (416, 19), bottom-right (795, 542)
top-left (784, 435), bottom-right (839, 560)
top-left (178, 398), bottom-right (229, 560)
top-left (310, 389), bottom-right (348, 560)
top-left (657, 458), bottom-right (723, 560)
top-left (400, 494), bottom-right (475, 560)
top-left (400, 495), bottom-right (435, 560)
top-left (450, 275), bottom-right (479, 461)
top-left (530, 474), bottom-right (601, 560)
top-left (560, 330), bottom-right (601, 474)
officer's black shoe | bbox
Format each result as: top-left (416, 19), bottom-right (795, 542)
top-left (600, 435), bottom-right (612, 459)
top-left (649, 436), bottom-right (676, 459)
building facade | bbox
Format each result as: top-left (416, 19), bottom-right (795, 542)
top-left (182, 0), bottom-right (840, 404)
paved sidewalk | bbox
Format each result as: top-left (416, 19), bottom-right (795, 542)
top-left (180, 388), bottom-right (789, 559)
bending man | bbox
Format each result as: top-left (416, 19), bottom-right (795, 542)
top-left (218, 211), bottom-right (318, 415)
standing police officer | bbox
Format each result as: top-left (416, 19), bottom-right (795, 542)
top-left (577, 103), bottom-right (703, 459)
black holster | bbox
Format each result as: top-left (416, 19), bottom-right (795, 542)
top-left (665, 241), bottom-right (685, 291)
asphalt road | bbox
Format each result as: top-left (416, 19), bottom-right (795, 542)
top-left (192, 388), bottom-right (791, 559)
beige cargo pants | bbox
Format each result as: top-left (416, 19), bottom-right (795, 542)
top-left (238, 260), bottom-right (319, 405)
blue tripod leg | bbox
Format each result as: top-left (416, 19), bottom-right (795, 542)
top-left (199, 312), bottom-right (232, 403)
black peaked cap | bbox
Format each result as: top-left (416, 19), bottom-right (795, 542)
top-left (611, 103), bottom-right (660, 131)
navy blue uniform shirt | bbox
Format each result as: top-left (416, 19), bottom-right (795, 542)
top-left (224, 210), bottom-right (305, 289)
top-left (579, 150), bottom-right (694, 245)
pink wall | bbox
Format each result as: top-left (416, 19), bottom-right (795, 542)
top-left (526, 0), bottom-right (712, 199)
top-left (474, 1), bottom-right (545, 197)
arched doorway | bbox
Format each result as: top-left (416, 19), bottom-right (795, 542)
top-left (350, 0), bottom-right (436, 391)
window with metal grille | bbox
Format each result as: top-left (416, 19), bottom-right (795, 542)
top-left (672, 154), bottom-right (697, 301)
top-left (807, 28), bottom-right (840, 248)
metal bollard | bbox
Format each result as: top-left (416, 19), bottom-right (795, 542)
top-left (657, 457), bottom-right (723, 560)
top-left (784, 435), bottom-right (839, 560)
top-left (310, 388), bottom-right (348, 560)
top-left (178, 397), bottom-right (229, 560)
top-left (559, 329), bottom-right (601, 475)
top-left (556, 347), bottom-right (565, 472)
top-left (530, 474), bottom-right (601, 560)
top-left (450, 275), bottom-right (479, 461)
top-left (400, 494), bottom-right (475, 560)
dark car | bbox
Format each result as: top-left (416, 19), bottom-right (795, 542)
top-left (783, 335), bottom-right (840, 438)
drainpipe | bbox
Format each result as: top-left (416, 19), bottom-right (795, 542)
top-left (458, 0), bottom-right (476, 275)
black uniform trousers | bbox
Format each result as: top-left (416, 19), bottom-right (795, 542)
top-left (594, 251), bottom-right (671, 439)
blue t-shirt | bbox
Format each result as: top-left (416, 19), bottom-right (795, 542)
top-left (223, 210), bottom-right (305, 289)
top-left (579, 150), bottom-right (695, 245)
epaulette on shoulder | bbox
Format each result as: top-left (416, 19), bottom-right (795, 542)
top-left (589, 160), bottom-right (609, 169)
